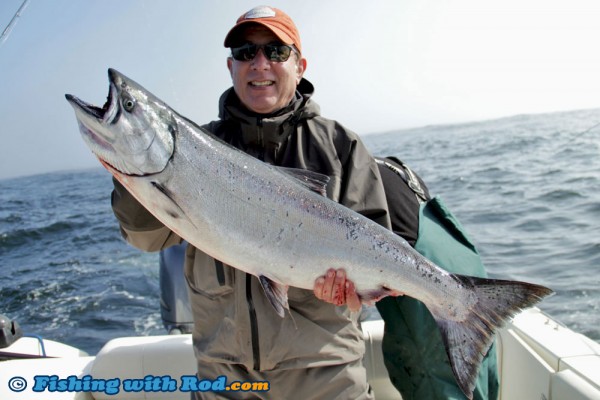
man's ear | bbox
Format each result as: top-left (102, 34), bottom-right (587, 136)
top-left (296, 57), bottom-right (307, 84)
top-left (227, 57), bottom-right (233, 78)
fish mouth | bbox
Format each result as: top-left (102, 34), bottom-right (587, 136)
top-left (65, 70), bottom-right (120, 123)
top-left (65, 93), bottom-right (110, 120)
top-left (65, 72), bottom-right (131, 174)
top-left (65, 86), bottom-right (120, 168)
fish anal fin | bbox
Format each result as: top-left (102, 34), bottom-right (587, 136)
top-left (357, 286), bottom-right (396, 304)
top-left (429, 274), bottom-right (553, 399)
top-left (258, 275), bottom-right (290, 318)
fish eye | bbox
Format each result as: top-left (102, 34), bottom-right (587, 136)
top-left (121, 94), bottom-right (136, 112)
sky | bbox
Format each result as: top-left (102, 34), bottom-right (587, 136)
top-left (1, 0), bottom-right (600, 180)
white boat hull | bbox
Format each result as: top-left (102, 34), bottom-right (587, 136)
top-left (1, 308), bottom-right (599, 399)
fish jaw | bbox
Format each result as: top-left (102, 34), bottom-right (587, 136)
top-left (65, 69), bottom-right (175, 176)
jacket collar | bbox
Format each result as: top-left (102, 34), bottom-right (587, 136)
top-left (217, 78), bottom-right (320, 150)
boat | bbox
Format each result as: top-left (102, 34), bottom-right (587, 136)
top-left (1, 244), bottom-right (599, 399)
top-left (2, 306), bottom-right (600, 400)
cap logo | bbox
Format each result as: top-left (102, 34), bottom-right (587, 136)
top-left (244, 6), bottom-right (276, 19)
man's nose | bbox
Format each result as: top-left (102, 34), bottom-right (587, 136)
top-left (251, 48), bottom-right (271, 69)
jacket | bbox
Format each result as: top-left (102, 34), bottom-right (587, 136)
top-left (111, 78), bottom-right (391, 372)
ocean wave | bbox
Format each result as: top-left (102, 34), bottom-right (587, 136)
top-left (0, 221), bottom-right (86, 251)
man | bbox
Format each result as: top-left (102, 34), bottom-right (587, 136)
top-left (111, 6), bottom-right (391, 399)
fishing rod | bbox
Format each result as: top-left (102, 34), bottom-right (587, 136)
top-left (0, 0), bottom-right (31, 47)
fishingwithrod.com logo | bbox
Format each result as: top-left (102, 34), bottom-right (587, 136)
top-left (7, 374), bottom-right (270, 395)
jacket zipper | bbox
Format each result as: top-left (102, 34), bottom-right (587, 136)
top-left (246, 117), bottom-right (264, 371)
top-left (246, 273), bottom-right (261, 370)
top-left (257, 117), bottom-right (264, 157)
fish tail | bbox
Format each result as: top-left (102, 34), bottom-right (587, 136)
top-left (429, 274), bottom-right (553, 399)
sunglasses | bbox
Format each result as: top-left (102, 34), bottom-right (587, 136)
top-left (231, 43), bottom-right (296, 62)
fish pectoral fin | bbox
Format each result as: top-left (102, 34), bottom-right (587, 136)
top-left (277, 167), bottom-right (330, 196)
top-left (258, 275), bottom-right (290, 318)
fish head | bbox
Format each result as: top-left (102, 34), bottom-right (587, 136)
top-left (66, 68), bottom-right (175, 176)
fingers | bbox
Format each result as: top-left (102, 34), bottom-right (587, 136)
top-left (345, 280), bottom-right (362, 312)
top-left (313, 269), bottom-right (327, 300)
top-left (314, 268), bottom-right (361, 311)
top-left (332, 269), bottom-right (347, 306)
top-left (314, 268), bottom-right (338, 303)
top-left (313, 269), bottom-right (403, 311)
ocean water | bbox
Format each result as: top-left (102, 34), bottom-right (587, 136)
top-left (1, 108), bottom-right (599, 355)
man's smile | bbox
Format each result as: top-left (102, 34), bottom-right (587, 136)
top-left (250, 80), bottom-right (275, 87)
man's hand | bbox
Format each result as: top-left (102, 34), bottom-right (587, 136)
top-left (313, 268), bottom-right (362, 312)
top-left (314, 268), bottom-right (405, 311)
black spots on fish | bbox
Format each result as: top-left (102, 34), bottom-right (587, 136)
top-left (420, 271), bottom-right (436, 281)
top-left (245, 195), bottom-right (263, 203)
top-left (417, 263), bottom-right (441, 284)
top-left (298, 198), bottom-right (325, 215)
top-left (342, 217), bottom-right (364, 242)
top-left (476, 286), bottom-right (505, 303)
top-left (276, 228), bottom-right (285, 242)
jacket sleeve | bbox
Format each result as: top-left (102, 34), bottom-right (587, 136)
top-left (111, 178), bottom-right (182, 252)
top-left (337, 131), bottom-right (392, 230)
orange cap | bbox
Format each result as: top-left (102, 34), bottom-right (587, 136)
top-left (224, 6), bottom-right (302, 54)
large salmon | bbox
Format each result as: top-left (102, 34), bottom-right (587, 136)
top-left (66, 69), bottom-right (552, 398)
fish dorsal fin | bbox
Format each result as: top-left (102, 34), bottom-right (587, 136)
top-left (258, 275), bottom-right (290, 318)
top-left (278, 167), bottom-right (329, 196)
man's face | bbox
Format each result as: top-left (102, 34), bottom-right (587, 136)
top-left (227, 25), bottom-right (306, 115)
